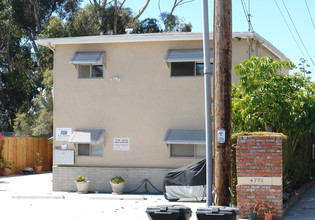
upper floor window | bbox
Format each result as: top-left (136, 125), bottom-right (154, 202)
top-left (171, 62), bottom-right (210, 77)
top-left (164, 49), bottom-right (213, 77)
top-left (78, 64), bottom-right (104, 78)
top-left (69, 51), bottom-right (105, 79)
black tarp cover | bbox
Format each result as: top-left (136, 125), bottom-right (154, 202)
top-left (163, 158), bottom-right (206, 186)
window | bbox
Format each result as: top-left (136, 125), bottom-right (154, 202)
top-left (69, 129), bottom-right (105, 157)
top-left (78, 64), bottom-right (104, 78)
top-left (170, 62), bottom-right (213, 77)
top-left (69, 51), bottom-right (105, 79)
top-left (164, 49), bottom-right (214, 77)
top-left (171, 62), bottom-right (195, 76)
top-left (77, 143), bottom-right (103, 156)
top-left (170, 144), bottom-right (206, 158)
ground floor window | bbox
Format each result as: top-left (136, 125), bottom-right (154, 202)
top-left (170, 144), bottom-right (206, 158)
top-left (77, 142), bottom-right (103, 156)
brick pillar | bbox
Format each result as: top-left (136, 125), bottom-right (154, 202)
top-left (236, 135), bottom-right (283, 219)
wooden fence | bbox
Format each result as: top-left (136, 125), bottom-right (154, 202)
top-left (0, 137), bottom-right (53, 174)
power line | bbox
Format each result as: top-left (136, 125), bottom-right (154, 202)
top-left (240, 0), bottom-right (253, 32)
top-left (273, 0), bottom-right (315, 73)
top-left (305, 0), bottom-right (315, 32)
top-left (281, 0), bottom-right (315, 71)
top-left (273, 0), bottom-right (306, 58)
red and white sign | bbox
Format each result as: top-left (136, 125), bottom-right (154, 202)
top-left (114, 137), bottom-right (130, 151)
top-left (56, 128), bottom-right (72, 141)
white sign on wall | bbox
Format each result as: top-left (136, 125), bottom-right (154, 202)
top-left (56, 128), bottom-right (72, 141)
top-left (114, 137), bottom-right (130, 151)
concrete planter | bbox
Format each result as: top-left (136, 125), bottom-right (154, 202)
top-left (75, 181), bottom-right (90, 194)
top-left (110, 182), bottom-right (125, 195)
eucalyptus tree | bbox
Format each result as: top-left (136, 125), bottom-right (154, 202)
top-left (0, 0), bottom-right (38, 131)
top-left (11, 0), bottom-right (81, 53)
top-left (158, 0), bottom-right (194, 32)
top-left (88, 0), bottom-right (150, 34)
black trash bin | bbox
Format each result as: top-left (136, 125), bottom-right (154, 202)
top-left (196, 206), bottom-right (239, 220)
top-left (146, 205), bottom-right (192, 220)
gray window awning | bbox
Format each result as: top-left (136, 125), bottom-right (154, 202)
top-left (163, 129), bottom-right (205, 145)
top-left (163, 49), bottom-right (214, 63)
top-left (69, 51), bottom-right (105, 65)
top-left (69, 129), bottom-right (104, 144)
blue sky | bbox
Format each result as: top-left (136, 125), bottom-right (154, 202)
top-left (82, 0), bottom-right (315, 82)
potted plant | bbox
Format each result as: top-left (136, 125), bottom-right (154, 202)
top-left (241, 201), bottom-right (259, 220)
top-left (34, 152), bottom-right (43, 174)
top-left (1, 158), bottom-right (14, 176)
top-left (110, 176), bottom-right (125, 195)
top-left (74, 176), bottom-right (90, 194)
top-left (259, 201), bottom-right (276, 220)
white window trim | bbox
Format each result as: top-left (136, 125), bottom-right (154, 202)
top-left (77, 64), bottom-right (104, 79)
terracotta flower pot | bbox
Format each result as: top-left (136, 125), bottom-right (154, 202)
top-left (1, 168), bottom-right (10, 176)
top-left (34, 165), bottom-right (42, 174)
top-left (264, 213), bottom-right (273, 220)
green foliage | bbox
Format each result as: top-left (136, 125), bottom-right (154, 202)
top-left (74, 176), bottom-right (88, 182)
top-left (140, 18), bottom-right (160, 33)
top-left (66, 5), bottom-right (100, 36)
top-left (232, 56), bottom-right (314, 198)
top-left (283, 134), bottom-right (312, 190)
top-left (0, 1), bottom-right (39, 131)
top-left (110, 176), bottom-right (125, 184)
top-left (232, 56), bottom-right (315, 140)
top-left (159, 12), bottom-right (192, 32)
top-left (1, 158), bottom-right (14, 170)
top-left (14, 69), bottom-right (53, 136)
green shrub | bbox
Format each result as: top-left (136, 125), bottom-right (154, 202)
top-left (283, 134), bottom-right (312, 191)
top-left (110, 176), bottom-right (125, 184)
top-left (74, 176), bottom-right (88, 182)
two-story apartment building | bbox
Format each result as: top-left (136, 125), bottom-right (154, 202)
top-left (37, 31), bottom-right (286, 193)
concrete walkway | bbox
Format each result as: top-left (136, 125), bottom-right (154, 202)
top-left (1, 173), bottom-right (315, 219)
top-left (283, 182), bottom-right (315, 220)
top-left (0, 172), bottom-right (205, 220)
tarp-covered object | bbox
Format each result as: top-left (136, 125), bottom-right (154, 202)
top-left (163, 158), bottom-right (206, 201)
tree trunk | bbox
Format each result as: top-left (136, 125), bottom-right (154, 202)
top-left (113, 0), bottom-right (118, 34)
top-left (213, 0), bottom-right (232, 206)
top-left (133, 0), bottom-right (151, 21)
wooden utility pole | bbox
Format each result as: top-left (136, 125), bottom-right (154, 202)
top-left (213, 0), bottom-right (232, 206)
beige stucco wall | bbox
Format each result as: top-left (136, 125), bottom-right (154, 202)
top-left (53, 38), bottom-right (277, 169)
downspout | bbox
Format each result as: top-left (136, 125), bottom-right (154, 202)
top-left (247, 37), bottom-right (252, 59)
top-left (47, 43), bottom-right (55, 52)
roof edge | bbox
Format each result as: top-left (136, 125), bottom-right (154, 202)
top-left (36, 31), bottom-right (286, 60)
